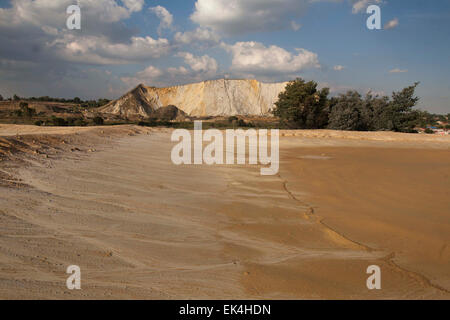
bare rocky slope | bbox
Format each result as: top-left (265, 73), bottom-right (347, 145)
top-left (99, 79), bottom-right (288, 118)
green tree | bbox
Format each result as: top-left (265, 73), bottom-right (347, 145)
top-left (272, 78), bottom-right (329, 129)
top-left (363, 93), bottom-right (390, 131)
top-left (365, 83), bottom-right (421, 132)
top-left (381, 83), bottom-right (420, 132)
top-left (13, 94), bottom-right (20, 101)
top-left (328, 91), bottom-right (367, 131)
top-left (0, 94), bottom-right (3, 101)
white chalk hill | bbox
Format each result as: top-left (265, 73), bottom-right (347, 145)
top-left (99, 79), bottom-right (288, 117)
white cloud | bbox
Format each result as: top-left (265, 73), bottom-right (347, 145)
top-left (191, 0), bottom-right (311, 35)
top-left (149, 5), bottom-right (174, 35)
top-left (167, 66), bottom-right (191, 76)
top-left (389, 68), bottom-right (408, 73)
top-left (0, 1), bottom-right (172, 65)
top-left (333, 65), bottom-right (345, 71)
top-left (122, 0), bottom-right (145, 13)
top-left (0, 0), bottom-right (131, 29)
top-left (122, 53), bottom-right (219, 88)
top-left (121, 65), bottom-right (169, 88)
top-left (132, 65), bottom-right (163, 81)
top-left (174, 28), bottom-right (221, 47)
top-left (223, 41), bottom-right (320, 76)
top-left (351, 0), bottom-right (382, 14)
top-left (49, 35), bottom-right (171, 65)
top-left (177, 52), bottom-right (218, 75)
top-left (384, 18), bottom-right (399, 30)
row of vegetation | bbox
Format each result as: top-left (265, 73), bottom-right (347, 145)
top-left (34, 116), bottom-right (105, 127)
top-left (272, 79), bottom-right (449, 133)
top-left (8, 102), bottom-right (105, 127)
top-left (137, 117), bottom-right (263, 130)
top-left (0, 94), bottom-right (110, 109)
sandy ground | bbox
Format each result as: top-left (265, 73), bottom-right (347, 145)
top-left (0, 125), bottom-right (448, 299)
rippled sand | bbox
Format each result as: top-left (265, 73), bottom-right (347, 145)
top-left (0, 125), bottom-right (448, 299)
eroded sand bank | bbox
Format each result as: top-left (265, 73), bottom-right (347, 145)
top-left (0, 126), bottom-right (448, 299)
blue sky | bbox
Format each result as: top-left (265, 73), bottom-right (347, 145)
top-left (0, 0), bottom-right (449, 113)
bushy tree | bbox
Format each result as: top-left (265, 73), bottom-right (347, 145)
top-left (383, 82), bottom-right (420, 132)
top-left (0, 94), bottom-right (3, 101)
top-left (363, 93), bottom-right (390, 131)
top-left (272, 78), bottom-right (330, 129)
top-left (328, 91), bottom-right (367, 131)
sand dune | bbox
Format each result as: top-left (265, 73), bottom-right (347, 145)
top-left (0, 125), bottom-right (448, 299)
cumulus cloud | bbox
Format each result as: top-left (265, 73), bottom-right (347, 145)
top-left (351, 0), bottom-right (382, 14)
top-left (122, 0), bottom-right (145, 13)
top-left (174, 28), bottom-right (221, 47)
top-left (190, 0), bottom-right (312, 35)
top-left (121, 53), bottom-right (219, 88)
top-left (150, 5), bottom-right (174, 35)
top-left (0, 0), bottom-right (171, 65)
top-left (223, 41), bottom-right (320, 76)
top-left (389, 68), bottom-right (408, 73)
top-left (50, 35), bottom-right (171, 65)
top-left (384, 18), bottom-right (399, 30)
top-left (176, 52), bottom-right (218, 75)
top-left (333, 65), bottom-right (345, 71)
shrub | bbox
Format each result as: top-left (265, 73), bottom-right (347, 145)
top-left (237, 119), bottom-right (247, 127)
top-left (93, 116), bottom-right (104, 125)
top-left (13, 110), bottom-right (23, 117)
top-left (74, 119), bottom-right (87, 127)
top-left (228, 116), bottom-right (238, 123)
top-left (18, 102), bottom-right (36, 118)
top-left (424, 128), bottom-right (434, 134)
top-left (51, 117), bottom-right (68, 126)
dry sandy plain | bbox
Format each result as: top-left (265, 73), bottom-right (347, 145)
top-left (0, 124), bottom-right (448, 299)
